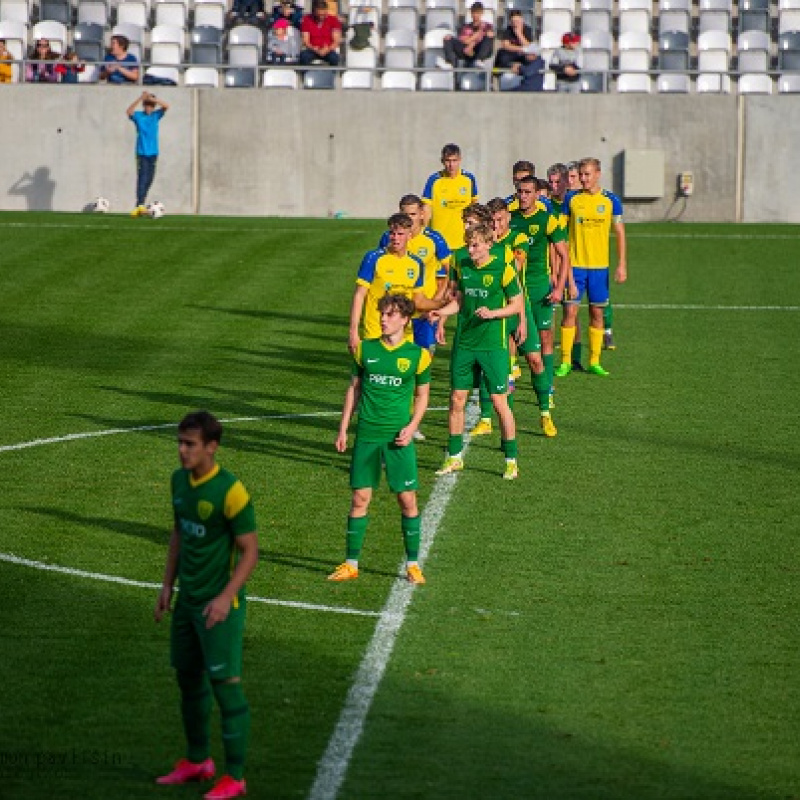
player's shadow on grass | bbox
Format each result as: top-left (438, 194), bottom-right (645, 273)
top-left (218, 343), bottom-right (351, 374)
top-left (258, 549), bottom-right (399, 580)
top-left (19, 506), bottom-right (165, 546)
top-left (189, 305), bottom-right (346, 341)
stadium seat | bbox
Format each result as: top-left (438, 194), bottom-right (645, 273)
top-left (618, 31), bottom-right (652, 72)
top-left (658, 30), bottom-right (689, 71)
top-left (738, 72), bottom-right (773, 92)
top-left (153, 0), bottom-right (188, 28)
top-left (698, 0), bottom-right (732, 33)
top-left (424, 0), bottom-right (457, 32)
top-left (341, 68), bottom-right (373, 88)
top-left (656, 72), bottom-right (690, 91)
top-left (263, 67), bottom-right (299, 87)
top-left (184, 65), bottom-right (219, 86)
top-left (76, 0), bottom-right (109, 27)
top-left (303, 68), bottom-right (335, 88)
top-left (580, 0), bottom-right (612, 33)
top-left (0, 20), bottom-right (26, 81)
top-left (778, 72), bottom-right (800, 91)
top-left (541, 0), bottom-right (574, 35)
top-left (384, 27), bottom-right (418, 69)
top-left (387, 0), bottom-right (419, 32)
top-left (581, 28), bottom-right (612, 71)
top-left (458, 69), bottom-right (488, 90)
top-left (658, 0), bottom-right (690, 36)
top-left (227, 24), bottom-right (262, 67)
top-left (697, 72), bottom-right (731, 91)
top-left (73, 21), bottom-right (104, 61)
top-left (224, 66), bottom-right (256, 86)
top-left (779, 0), bottom-right (800, 33)
top-left (0, 0), bottom-right (31, 26)
top-left (616, 72), bottom-right (652, 91)
top-left (538, 28), bottom-right (563, 62)
top-left (32, 20), bottom-right (67, 53)
top-left (478, 0), bottom-right (498, 27)
top-left (618, 0), bottom-right (651, 35)
top-left (778, 30), bottom-right (800, 70)
top-left (740, 0), bottom-right (770, 33)
top-left (348, 0), bottom-right (381, 28)
top-left (422, 25), bottom-right (451, 67)
top-left (144, 64), bottom-right (180, 83)
top-left (737, 30), bottom-right (770, 72)
top-left (420, 68), bottom-right (454, 89)
top-left (697, 30), bottom-right (731, 72)
top-left (112, 22), bottom-right (145, 59)
top-left (39, 0), bottom-right (71, 25)
top-left (579, 71), bottom-right (605, 91)
top-left (381, 68), bottom-right (416, 88)
top-left (498, 71), bottom-right (522, 90)
top-left (116, 0), bottom-right (151, 30)
top-left (191, 26), bottom-right (223, 64)
top-left (150, 24), bottom-right (185, 65)
top-left (346, 41), bottom-right (377, 70)
top-left (504, 0), bottom-right (535, 32)
top-left (194, 0), bottom-right (226, 30)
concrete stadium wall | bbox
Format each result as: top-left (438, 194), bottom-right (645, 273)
top-left (0, 85), bottom-right (795, 222)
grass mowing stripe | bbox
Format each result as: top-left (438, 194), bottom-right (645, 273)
top-left (0, 552), bottom-right (381, 618)
top-left (308, 402), bottom-right (480, 800)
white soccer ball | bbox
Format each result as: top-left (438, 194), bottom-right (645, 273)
top-left (147, 200), bottom-right (166, 219)
top-left (93, 197), bottom-right (110, 213)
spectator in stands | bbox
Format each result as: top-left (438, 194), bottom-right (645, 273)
top-left (513, 43), bottom-right (545, 91)
top-left (549, 32), bottom-right (581, 93)
top-left (101, 35), bottom-right (139, 84)
top-left (56, 48), bottom-right (85, 84)
top-left (267, 18), bottom-right (300, 63)
top-left (271, 0), bottom-right (303, 29)
top-left (494, 10), bottom-right (532, 71)
top-left (0, 39), bottom-right (13, 83)
top-left (228, 0), bottom-right (266, 26)
top-left (437, 1), bottom-right (495, 70)
top-left (299, 0), bottom-right (342, 66)
top-left (26, 38), bottom-right (58, 83)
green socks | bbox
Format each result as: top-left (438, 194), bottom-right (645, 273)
top-left (603, 302), bottom-right (614, 329)
top-left (346, 515), bottom-right (368, 561)
top-left (401, 514), bottom-right (421, 562)
top-left (532, 369), bottom-right (550, 412)
top-left (177, 670), bottom-right (212, 764)
top-left (211, 680), bottom-right (250, 781)
top-left (501, 438), bottom-right (518, 459)
top-left (448, 433), bottom-right (464, 457)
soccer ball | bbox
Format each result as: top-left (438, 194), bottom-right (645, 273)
top-left (147, 201), bottom-right (166, 219)
top-left (93, 197), bottom-right (110, 213)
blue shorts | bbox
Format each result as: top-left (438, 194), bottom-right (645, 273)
top-left (412, 317), bottom-right (437, 351)
top-left (565, 267), bottom-right (609, 307)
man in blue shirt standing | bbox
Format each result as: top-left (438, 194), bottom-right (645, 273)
top-left (127, 91), bottom-right (169, 217)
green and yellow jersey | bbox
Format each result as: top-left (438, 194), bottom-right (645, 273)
top-left (171, 465), bottom-right (256, 607)
top-left (510, 202), bottom-right (567, 286)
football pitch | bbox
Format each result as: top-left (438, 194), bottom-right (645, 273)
top-left (0, 212), bottom-right (798, 800)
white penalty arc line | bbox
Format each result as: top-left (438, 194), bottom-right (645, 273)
top-left (307, 403), bottom-right (481, 800)
top-left (0, 552), bottom-right (380, 618)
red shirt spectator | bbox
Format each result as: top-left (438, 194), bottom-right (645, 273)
top-left (299, 0), bottom-right (342, 65)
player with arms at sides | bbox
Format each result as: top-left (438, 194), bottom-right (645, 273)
top-left (421, 143), bottom-right (479, 251)
top-left (432, 222), bottom-right (524, 481)
top-left (330, 294), bottom-right (432, 585)
top-left (556, 157), bottom-right (627, 377)
top-left (349, 212), bottom-right (445, 356)
top-left (505, 160), bottom-right (535, 212)
top-left (155, 411), bottom-right (258, 800)
top-left (510, 174), bottom-right (572, 410)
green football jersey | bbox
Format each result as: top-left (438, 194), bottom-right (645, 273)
top-left (510, 202), bottom-right (567, 282)
top-left (171, 465), bottom-right (256, 606)
top-left (449, 249), bottom-right (521, 351)
top-left (353, 337), bottom-right (432, 443)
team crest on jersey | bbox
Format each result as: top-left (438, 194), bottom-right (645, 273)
top-left (482, 275), bottom-right (494, 287)
top-left (459, 186), bottom-right (467, 195)
top-left (197, 500), bottom-right (214, 521)
top-left (527, 224), bottom-right (540, 236)
top-left (407, 268), bottom-right (417, 279)
top-left (597, 205), bottom-right (606, 213)
top-left (417, 247), bottom-right (429, 258)
top-left (577, 216), bottom-right (585, 224)
top-left (397, 358), bottom-right (411, 373)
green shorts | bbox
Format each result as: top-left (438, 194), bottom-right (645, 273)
top-left (171, 597), bottom-right (246, 679)
top-left (350, 438), bottom-right (418, 493)
top-left (527, 279), bottom-right (554, 332)
top-left (508, 299), bottom-right (542, 356)
top-left (451, 347), bottom-right (509, 394)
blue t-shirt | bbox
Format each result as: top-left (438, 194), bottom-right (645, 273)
top-left (131, 108), bottom-right (165, 157)
top-left (104, 52), bottom-right (138, 84)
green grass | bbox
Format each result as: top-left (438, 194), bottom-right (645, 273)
top-left (0, 212), bottom-right (798, 800)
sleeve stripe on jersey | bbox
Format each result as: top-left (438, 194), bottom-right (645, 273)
top-left (224, 480), bottom-right (251, 520)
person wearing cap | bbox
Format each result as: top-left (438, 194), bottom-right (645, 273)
top-left (549, 31), bottom-right (582, 93)
top-left (437, 1), bottom-right (495, 70)
top-left (267, 17), bottom-right (301, 62)
top-left (494, 10), bottom-right (533, 71)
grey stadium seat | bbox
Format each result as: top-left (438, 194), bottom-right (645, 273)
top-left (192, 26), bottom-right (223, 64)
top-left (225, 66), bottom-right (257, 87)
top-left (73, 22), bottom-right (105, 62)
top-left (740, 0), bottom-right (770, 33)
top-left (778, 30), bottom-right (800, 71)
top-left (659, 30), bottom-right (690, 71)
top-left (303, 69), bottom-right (336, 89)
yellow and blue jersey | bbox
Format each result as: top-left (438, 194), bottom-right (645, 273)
top-left (379, 227), bottom-right (451, 300)
top-left (422, 169), bottom-right (479, 250)
top-left (564, 189), bottom-right (623, 269)
top-left (356, 248), bottom-right (424, 339)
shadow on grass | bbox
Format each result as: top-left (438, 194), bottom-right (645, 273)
top-left (19, 506), bottom-right (166, 546)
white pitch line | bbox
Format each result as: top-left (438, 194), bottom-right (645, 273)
top-left (0, 222), bottom-right (369, 234)
top-left (307, 402), bottom-right (481, 800)
top-left (627, 232), bottom-right (800, 240)
top-left (614, 303), bottom-right (800, 311)
top-left (0, 552), bottom-right (380, 618)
